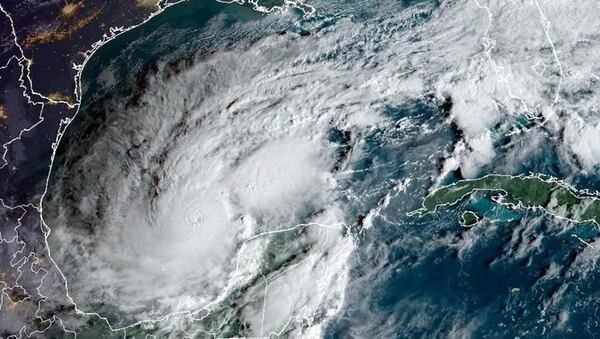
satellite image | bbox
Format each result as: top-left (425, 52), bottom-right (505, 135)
top-left (1, 0), bottom-right (600, 337)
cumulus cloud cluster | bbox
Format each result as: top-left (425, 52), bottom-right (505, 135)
top-left (433, 0), bottom-right (600, 178)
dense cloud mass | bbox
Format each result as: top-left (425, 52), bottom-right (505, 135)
top-left (41, 0), bottom-right (600, 336)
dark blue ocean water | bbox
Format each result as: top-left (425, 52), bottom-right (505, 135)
top-left (325, 98), bottom-right (600, 337)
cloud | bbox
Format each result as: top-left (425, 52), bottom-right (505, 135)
top-left (563, 117), bottom-right (600, 171)
top-left (42, 0), bottom-right (600, 334)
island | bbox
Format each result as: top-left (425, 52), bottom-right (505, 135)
top-left (460, 210), bottom-right (481, 227)
top-left (418, 174), bottom-right (600, 226)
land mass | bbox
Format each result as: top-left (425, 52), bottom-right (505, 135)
top-left (419, 174), bottom-right (600, 226)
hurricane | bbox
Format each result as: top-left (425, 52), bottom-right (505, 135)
top-left (35, 0), bottom-right (600, 337)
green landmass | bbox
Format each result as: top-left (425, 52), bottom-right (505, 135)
top-left (460, 211), bottom-right (480, 227)
top-left (421, 174), bottom-right (600, 225)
